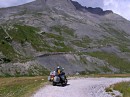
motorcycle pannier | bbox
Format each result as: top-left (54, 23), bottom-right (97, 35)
top-left (54, 76), bottom-right (60, 82)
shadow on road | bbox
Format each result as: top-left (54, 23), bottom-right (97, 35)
top-left (55, 84), bottom-right (70, 87)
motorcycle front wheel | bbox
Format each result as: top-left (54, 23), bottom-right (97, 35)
top-left (64, 79), bottom-right (68, 85)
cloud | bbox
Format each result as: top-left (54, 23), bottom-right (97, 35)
top-left (73, 0), bottom-right (130, 20)
top-left (0, 0), bottom-right (34, 8)
top-left (103, 0), bottom-right (130, 20)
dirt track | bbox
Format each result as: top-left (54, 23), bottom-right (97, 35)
top-left (32, 78), bottom-right (130, 97)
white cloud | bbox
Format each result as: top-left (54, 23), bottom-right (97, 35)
top-left (128, 4), bottom-right (130, 8)
top-left (73, 0), bottom-right (130, 20)
top-left (103, 0), bottom-right (130, 20)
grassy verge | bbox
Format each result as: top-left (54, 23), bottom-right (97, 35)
top-left (0, 76), bottom-right (47, 97)
top-left (113, 82), bottom-right (130, 97)
top-left (106, 81), bottom-right (130, 97)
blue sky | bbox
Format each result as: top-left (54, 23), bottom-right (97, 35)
top-left (0, 0), bottom-right (130, 20)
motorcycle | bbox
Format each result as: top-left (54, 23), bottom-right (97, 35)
top-left (48, 71), bottom-right (68, 86)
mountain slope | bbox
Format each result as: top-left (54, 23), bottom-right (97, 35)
top-left (0, 0), bottom-right (130, 76)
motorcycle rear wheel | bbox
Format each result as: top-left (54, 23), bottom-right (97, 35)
top-left (62, 79), bottom-right (68, 86)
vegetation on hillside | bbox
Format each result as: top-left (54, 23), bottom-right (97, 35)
top-left (1, 23), bottom-right (130, 75)
top-left (0, 24), bottom-right (83, 62)
top-left (88, 51), bottom-right (130, 73)
top-left (99, 23), bottom-right (130, 52)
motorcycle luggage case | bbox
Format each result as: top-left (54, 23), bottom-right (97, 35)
top-left (48, 76), bottom-right (51, 81)
top-left (54, 76), bottom-right (60, 82)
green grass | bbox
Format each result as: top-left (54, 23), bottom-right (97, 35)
top-left (0, 26), bottom-right (7, 40)
top-left (72, 40), bottom-right (87, 48)
top-left (118, 44), bottom-right (130, 52)
top-left (80, 56), bottom-right (87, 64)
top-left (0, 24), bottom-right (60, 61)
top-left (106, 82), bottom-right (130, 97)
top-left (0, 26), bottom-right (16, 59)
top-left (0, 26), bottom-right (18, 61)
top-left (41, 26), bottom-right (76, 52)
top-left (9, 25), bottom-right (46, 51)
top-left (53, 41), bottom-right (74, 52)
top-left (0, 76), bottom-right (48, 97)
top-left (43, 33), bottom-right (64, 41)
top-left (99, 66), bottom-right (112, 72)
top-left (88, 51), bottom-right (130, 73)
top-left (105, 87), bottom-right (113, 92)
top-left (113, 82), bottom-right (130, 97)
top-left (42, 33), bottom-right (74, 52)
top-left (98, 36), bottom-right (130, 53)
top-left (71, 36), bottom-right (91, 48)
top-left (100, 23), bottom-right (129, 39)
top-left (41, 25), bottom-right (91, 52)
top-left (0, 24), bottom-right (49, 61)
top-left (0, 40), bottom-right (18, 61)
top-left (51, 25), bottom-right (75, 37)
top-left (97, 36), bottom-right (116, 45)
top-left (0, 24), bottom-right (78, 62)
top-left (99, 24), bottom-right (130, 52)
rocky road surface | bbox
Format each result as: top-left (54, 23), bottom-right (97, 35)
top-left (32, 77), bottom-right (130, 97)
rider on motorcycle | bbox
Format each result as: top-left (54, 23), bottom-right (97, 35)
top-left (48, 66), bottom-right (67, 86)
top-left (56, 66), bottom-right (65, 80)
top-left (56, 66), bottom-right (63, 75)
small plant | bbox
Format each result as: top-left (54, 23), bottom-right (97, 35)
top-left (112, 82), bottom-right (130, 97)
top-left (105, 87), bottom-right (113, 92)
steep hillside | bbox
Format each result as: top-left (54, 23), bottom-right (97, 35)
top-left (0, 0), bottom-right (130, 76)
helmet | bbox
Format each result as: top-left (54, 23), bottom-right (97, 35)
top-left (57, 66), bottom-right (60, 69)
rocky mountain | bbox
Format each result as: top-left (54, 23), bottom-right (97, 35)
top-left (0, 0), bottom-right (130, 76)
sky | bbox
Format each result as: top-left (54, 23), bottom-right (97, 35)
top-left (0, 0), bottom-right (130, 20)
top-left (73, 0), bottom-right (130, 20)
top-left (0, 0), bottom-right (34, 7)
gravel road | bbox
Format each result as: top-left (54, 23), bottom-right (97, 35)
top-left (32, 77), bottom-right (130, 97)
